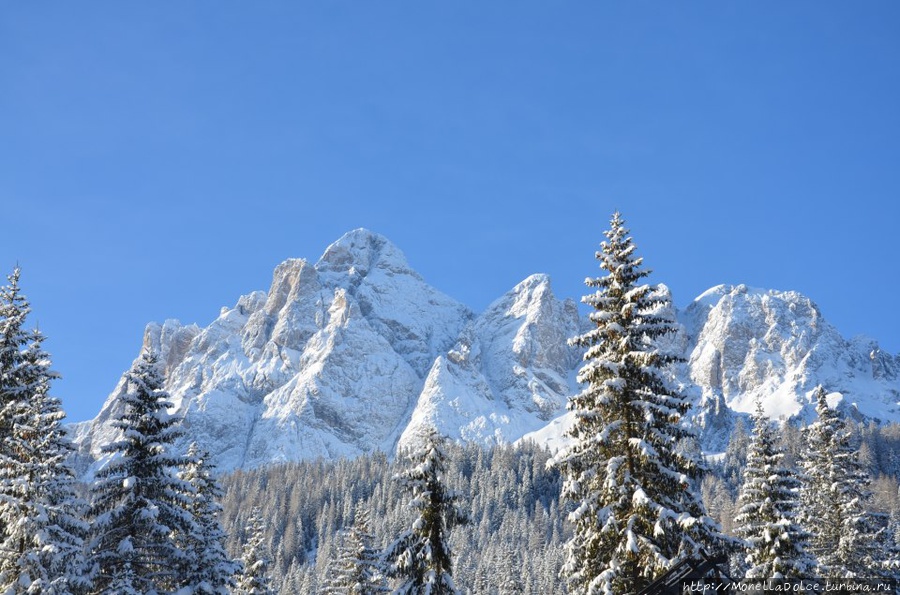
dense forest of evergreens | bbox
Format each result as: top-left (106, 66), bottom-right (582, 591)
top-left (217, 419), bottom-right (900, 593)
top-left (220, 442), bottom-right (568, 594)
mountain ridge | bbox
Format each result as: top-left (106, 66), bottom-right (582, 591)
top-left (70, 230), bottom-right (900, 474)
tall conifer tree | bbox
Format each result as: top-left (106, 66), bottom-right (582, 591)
top-left (384, 428), bottom-right (467, 595)
top-left (322, 509), bottom-right (388, 595)
top-left (0, 268), bottom-right (32, 444)
top-left (733, 400), bottom-right (815, 579)
top-left (552, 213), bottom-right (724, 594)
top-left (89, 350), bottom-right (195, 594)
top-left (0, 269), bottom-right (90, 593)
top-left (178, 442), bottom-right (240, 594)
top-left (800, 386), bottom-right (884, 578)
top-left (235, 508), bottom-right (275, 595)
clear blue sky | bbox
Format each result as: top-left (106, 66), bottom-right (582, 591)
top-left (2, 2), bottom-right (898, 423)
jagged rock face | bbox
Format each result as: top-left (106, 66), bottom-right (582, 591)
top-left (685, 285), bottom-right (900, 434)
top-left (73, 230), bottom-right (475, 473)
top-left (398, 274), bottom-right (581, 450)
top-left (74, 231), bottom-right (580, 472)
top-left (72, 234), bottom-right (900, 473)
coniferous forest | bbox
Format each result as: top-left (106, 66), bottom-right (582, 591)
top-left (1, 213), bottom-right (899, 593)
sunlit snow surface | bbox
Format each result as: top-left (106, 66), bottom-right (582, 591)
top-left (71, 234), bottom-right (900, 474)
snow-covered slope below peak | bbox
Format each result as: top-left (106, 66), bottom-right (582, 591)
top-left (517, 410), bottom-right (576, 455)
top-left (399, 274), bottom-right (581, 450)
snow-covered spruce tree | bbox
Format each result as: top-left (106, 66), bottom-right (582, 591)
top-left (384, 428), bottom-right (468, 595)
top-left (884, 506), bottom-right (900, 580)
top-left (551, 212), bottom-right (725, 595)
top-left (105, 560), bottom-right (140, 595)
top-left (0, 269), bottom-right (91, 594)
top-left (178, 442), bottom-right (240, 594)
top-left (0, 268), bottom-right (31, 413)
top-left (733, 400), bottom-right (815, 580)
top-left (322, 508), bottom-right (389, 595)
top-left (235, 508), bottom-right (274, 595)
top-left (800, 386), bottom-right (885, 578)
top-left (0, 268), bottom-right (33, 465)
top-left (88, 350), bottom-right (196, 594)
top-left (322, 530), bottom-right (360, 595)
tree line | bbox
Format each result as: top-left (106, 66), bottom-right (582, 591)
top-left (218, 441), bottom-right (567, 594)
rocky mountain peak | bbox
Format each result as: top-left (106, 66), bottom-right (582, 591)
top-left (316, 228), bottom-right (416, 279)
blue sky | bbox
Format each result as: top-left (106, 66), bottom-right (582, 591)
top-left (2, 2), bottom-right (898, 423)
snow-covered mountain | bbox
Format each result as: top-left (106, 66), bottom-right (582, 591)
top-left (522, 283), bottom-right (900, 453)
top-left (71, 231), bottom-right (900, 473)
top-left (684, 284), bottom-right (899, 446)
top-left (71, 230), bottom-right (578, 473)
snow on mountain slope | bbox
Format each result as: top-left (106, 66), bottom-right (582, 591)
top-left (72, 232), bottom-right (900, 472)
top-left (238, 287), bottom-right (422, 466)
top-left (398, 274), bottom-right (581, 449)
top-left (683, 284), bottom-right (900, 449)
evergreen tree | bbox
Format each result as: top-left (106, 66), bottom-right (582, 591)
top-left (384, 428), bottom-right (468, 595)
top-left (105, 561), bottom-right (140, 595)
top-left (551, 213), bottom-right (725, 594)
top-left (883, 505), bottom-right (900, 580)
top-left (235, 508), bottom-right (274, 595)
top-left (0, 268), bottom-right (31, 423)
top-left (497, 546), bottom-right (524, 594)
top-left (722, 416), bottom-right (749, 487)
top-left (178, 442), bottom-right (240, 594)
top-left (733, 400), bottom-right (815, 579)
top-left (0, 335), bottom-right (92, 594)
top-left (0, 269), bottom-right (90, 594)
top-left (88, 350), bottom-right (195, 594)
top-left (800, 386), bottom-right (884, 578)
top-left (322, 509), bottom-right (389, 594)
top-left (0, 269), bottom-right (33, 502)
